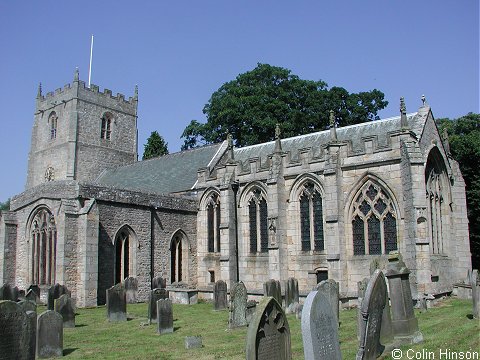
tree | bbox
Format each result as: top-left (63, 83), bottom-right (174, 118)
top-left (0, 198), bottom-right (10, 211)
top-left (437, 113), bottom-right (480, 269)
top-left (142, 131), bottom-right (169, 160)
top-left (181, 63), bottom-right (388, 149)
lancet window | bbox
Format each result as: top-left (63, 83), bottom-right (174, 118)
top-left (101, 112), bottom-right (113, 140)
top-left (49, 111), bottom-right (58, 140)
top-left (30, 208), bottom-right (57, 285)
top-left (299, 181), bottom-right (324, 251)
top-left (206, 193), bottom-right (221, 253)
top-left (351, 182), bottom-right (398, 255)
top-left (248, 188), bottom-right (268, 253)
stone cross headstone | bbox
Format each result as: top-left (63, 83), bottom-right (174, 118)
top-left (0, 300), bottom-right (31, 360)
top-left (285, 278), bottom-right (299, 314)
top-left (229, 281), bottom-right (248, 328)
top-left (263, 279), bottom-right (282, 307)
top-left (356, 270), bottom-right (387, 360)
top-left (123, 276), bottom-right (138, 304)
top-left (47, 283), bottom-right (71, 310)
top-left (471, 269), bottom-right (480, 319)
top-left (301, 290), bottom-right (342, 360)
top-left (246, 296), bottom-right (291, 360)
top-left (54, 294), bottom-right (76, 328)
top-left (214, 280), bottom-right (228, 311)
top-left (384, 253), bottom-right (423, 344)
top-left (157, 298), bottom-right (173, 334)
top-left (36, 310), bottom-right (63, 358)
top-left (152, 276), bottom-right (167, 289)
top-left (148, 288), bottom-right (169, 324)
top-left (315, 279), bottom-right (339, 325)
top-left (0, 283), bottom-right (19, 301)
top-left (106, 283), bottom-right (127, 322)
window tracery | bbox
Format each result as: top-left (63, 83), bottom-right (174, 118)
top-left (299, 181), bottom-right (324, 251)
top-left (248, 188), bottom-right (268, 253)
top-left (30, 208), bottom-right (56, 285)
top-left (101, 112), bottom-right (113, 140)
top-left (206, 193), bottom-right (221, 253)
top-left (49, 112), bottom-right (58, 140)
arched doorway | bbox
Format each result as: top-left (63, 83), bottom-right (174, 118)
top-left (170, 230), bottom-right (189, 284)
top-left (114, 226), bottom-right (136, 284)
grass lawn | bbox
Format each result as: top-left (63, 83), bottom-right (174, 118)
top-left (58, 298), bottom-right (479, 359)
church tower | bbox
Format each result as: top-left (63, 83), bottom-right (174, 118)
top-left (26, 69), bottom-right (138, 189)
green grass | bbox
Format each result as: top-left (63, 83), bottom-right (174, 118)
top-left (58, 298), bottom-right (479, 359)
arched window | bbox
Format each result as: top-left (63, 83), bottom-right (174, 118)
top-left (351, 181), bottom-right (398, 255)
top-left (425, 148), bottom-right (450, 254)
top-left (101, 112), bottom-right (113, 140)
top-left (248, 188), bottom-right (268, 253)
top-left (299, 181), bottom-right (324, 251)
top-left (206, 193), bottom-right (221, 253)
top-left (30, 208), bottom-right (57, 285)
top-left (49, 112), bottom-right (58, 140)
top-left (114, 227), bottom-right (136, 284)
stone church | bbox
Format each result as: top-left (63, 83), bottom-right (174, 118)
top-left (0, 71), bottom-right (472, 307)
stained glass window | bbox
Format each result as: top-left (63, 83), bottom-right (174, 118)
top-left (368, 216), bottom-right (381, 255)
top-left (313, 192), bottom-right (324, 250)
top-left (366, 185), bottom-right (378, 200)
top-left (260, 199), bottom-right (268, 252)
top-left (384, 212), bottom-right (397, 253)
top-left (374, 198), bottom-right (387, 215)
top-left (300, 195), bottom-right (310, 251)
top-left (249, 201), bottom-right (257, 253)
top-left (353, 215), bottom-right (365, 255)
top-left (360, 200), bottom-right (371, 216)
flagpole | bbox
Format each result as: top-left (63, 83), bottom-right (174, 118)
top-left (88, 35), bottom-right (94, 88)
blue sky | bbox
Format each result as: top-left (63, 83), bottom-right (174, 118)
top-left (0, 1), bottom-right (478, 202)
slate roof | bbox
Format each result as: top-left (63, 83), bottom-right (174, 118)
top-left (95, 143), bottom-right (224, 195)
top-left (233, 112), bottom-right (425, 164)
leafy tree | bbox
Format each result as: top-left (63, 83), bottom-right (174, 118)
top-left (0, 198), bottom-right (10, 211)
top-left (437, 113), bottom-right (480, 269)
top-left (142, 131), bottom-right (169, 160)
top-left (181, 63), bottom-right (388, 149)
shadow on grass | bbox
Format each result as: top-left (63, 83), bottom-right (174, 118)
top-left (63, 348), bottom-right (78, 356)
top-left (466, 314), bottom-right (474, 320)
top-left (75, 324), bottom-right (87, 328)
top-left (174, 326), bottom-right (181, 331)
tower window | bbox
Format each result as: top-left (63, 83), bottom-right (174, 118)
top-left (49, 112), bottom-right (58, 140)
top-left (101, 113), bottom-right (113, 140)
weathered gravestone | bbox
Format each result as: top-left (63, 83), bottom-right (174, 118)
top-left (296, 304), bottom-right (303, 320)
top-left (48, 283), bottom-right (70, 311)
top-left (356, 278), bottom-right (369, 341)
top-left (185, 336), bottom-right (202, 349)
top-left (285, 278), bottom-right (299, 314)
top-left (157, 298), bottom-right (173, 334)
top-left (0, 300), bottom-right (32, 360)
top-left (0, 283), bottom-right (19, 301)
top-left (18, 290), bottom-right (26, 301)
top-left (229, 281), bottom-right (247, 328)
top-left (27, 285), bottom-right (40, 303)
top-left (152, 276), bottom-right (167, 289)
top-left (214, 280), bottom-right (228, 311)
top-left (18, 299), bottom-right (37, 314)
top-left (55, 294), bottom-right (75, 328)
top-left (124, 276), bottom-right (138, 304)
top-left (356, 270), bottom-right (387, 360)
top-left (263, 279), bottom-right (282, 307)
top-left (17, 299), bottom-right (37, 358)
top-left (106, 283), bottom-right (127, 322)
top-left (301, 290), bottom-right (342, 360)
top-left (246, 296), bottom-right (291, 360)
top-left (315, 279), bottom-right (339, 325)
top-left (36, 310), bottom-right (63, 358)
top-left (471, 269), bottom-right (480, 319)
top-left (148, 288), bottom-right (169, 324)
top-left (384, 253), bottom-right (423, 344)
top-left (246, 300), bottom-right (257, 325)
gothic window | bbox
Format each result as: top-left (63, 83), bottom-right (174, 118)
top-left (248, 188), bottom-right (268, 253)
top-left (351, 181), bottom-right (398, 255)
top-left (114, 230), bottom-right (131, 284)
top-left (30, 208), bottom-right (56, 285)
top-left (299, 181), bottom-right (324, 251)
top-left (49, 112), bottom-right (58, 140)
top-left (206, 193), bottom-right (220, 253)
top-left (101, 112), bottom-right (113, 140)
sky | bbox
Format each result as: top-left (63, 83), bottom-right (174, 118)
top-left (0, 1), bottom-right (478, 202)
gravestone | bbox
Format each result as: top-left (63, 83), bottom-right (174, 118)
top-left (0, 283), bottom-right (19, 301)
top-left (18, 299), bottom-right (37, 314)
top-left (315, 279), bottom-right (339, 325)
top-left (214, 280), bottom-right (228, 311)
top-left (185, 336), bottom-right (202, 349)
top-left (0, 300), bottom-right (31, 360)
top-left (246, 300), bottom-right (257, 325)
top-left (36, 310), bottom-right (63, 358)
top-left (124, 277), bottom-right (138, 304)
top-left (380, 285), bottom-right (394, 347)
top-left (106, 283), bottom-right (127, 322)
top-left (246, 296), bottom-right (291, 360)
top-left (18, 290), bottom-right (26, 301)
top-left (26, 310), bottom-right (37, 359)
top-left (356, 278), bottom-right (369, 340)
top-left (229, 281), bottom-right (247, 328)
top-left (27, 285), bottom-right (40, 303)
top-left (296, 304), bottom-right (303, 320)
top-left (152, 276), bottom-right (167, 289)
top-left (55, 294), bottom-right (75, 328)
top-left (263, 279), bottom-right (282, 307)
top-left (471, 270), bottom-right (479, 319)
top-left (385, 253), bottom-right (423, 344)
top-left (356, 270), bottom-right (387, 360)
top-left (148, 288), bottom-right (169, 324)
top-left (47, 283), bottom-right (70, 310)
top-left (301, 290), bottom-right (342, 360)
top-left (285, 278), bottom-right (299, 314)
top-left (157, 298), bottom-right (173, 334)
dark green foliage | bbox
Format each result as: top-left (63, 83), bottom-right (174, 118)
top-left (0, 198), bottom-right (10, 211)
top-left (142, 131), bottom-right (169, 160)
top-left (181, 63), bottom-right (388, 149)
top-left (437, 113), bottom-right (480, 269)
